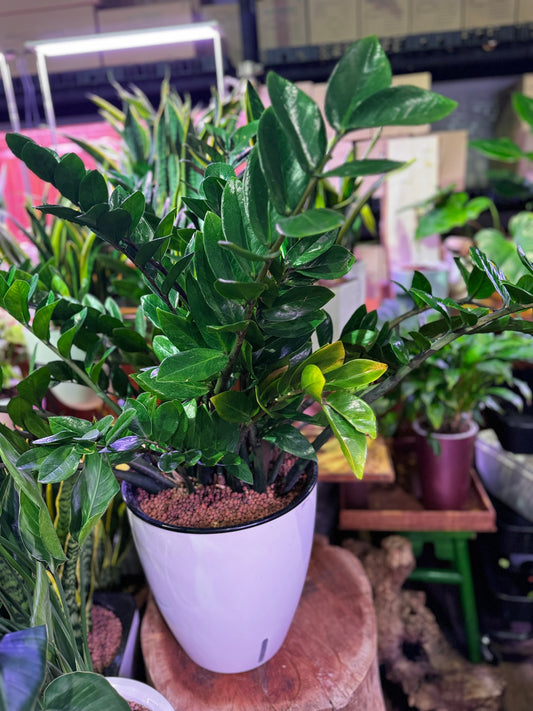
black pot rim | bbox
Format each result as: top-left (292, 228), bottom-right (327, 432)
top-left (121, 461), bottom-right (318, 534)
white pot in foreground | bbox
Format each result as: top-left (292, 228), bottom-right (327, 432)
top-left (107, 677), bottom-right (173, 711)
top-left (122, 464), bottom-right (318, 674)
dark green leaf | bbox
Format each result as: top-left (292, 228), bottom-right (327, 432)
top-left (54, 152), bottom-right (86, 204)
top-left (211, 390), bottom-right (259, 423)
top-left (79, 170), bottom-right (108, 210)
top-left (322, 159), bottom-right (404, 178)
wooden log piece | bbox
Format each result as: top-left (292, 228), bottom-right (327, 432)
top-left (141, 536), bottom-right (385, 711)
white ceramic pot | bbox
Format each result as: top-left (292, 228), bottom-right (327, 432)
top-left (122, 464), bottom-right (318, 674)
top-left (107, 677), bottom-right (173, 711)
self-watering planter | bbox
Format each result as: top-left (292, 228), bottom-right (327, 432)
top-left (121, 464), bottom-right (318, 674)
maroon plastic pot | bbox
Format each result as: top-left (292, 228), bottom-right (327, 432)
top-left (413, 419), bottom-right (479, 510)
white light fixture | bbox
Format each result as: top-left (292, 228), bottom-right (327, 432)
top-left (26, 22), bottom-right (225, 146)
top-left (0, 52), bottom-right (21, 131)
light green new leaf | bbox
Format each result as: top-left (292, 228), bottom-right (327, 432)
top-left (323, 404), bottom-right (367, 479)
top-left (325, 358), bottom-right (387, 390)
top-left (470, 137), bottom-right (525, 162)
top-left (276, 209), bottom-right (344, 237)
top-left (267, 71), bottom-right (326, 172)
top-left (3, 280), bottom-right (30, 324)
top-left (301, 364), bottom-right (325, 402)
top-left (325, 35), bottom-right (392, 132)
top-left (513, 92), bottom-right (533, 130)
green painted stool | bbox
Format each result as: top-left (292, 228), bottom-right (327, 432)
top-left (404, 530), bottom-right (480, 663)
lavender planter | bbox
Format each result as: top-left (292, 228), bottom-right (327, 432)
top-left (122, 464), bottom-right (318, 674)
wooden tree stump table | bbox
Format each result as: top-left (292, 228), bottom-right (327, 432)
top-left (141, 536), bottom-right (385, 711)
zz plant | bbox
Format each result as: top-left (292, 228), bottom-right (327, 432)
top-left (0, 35), bottom-right (533, 517)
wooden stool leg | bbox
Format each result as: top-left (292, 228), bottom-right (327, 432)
top-left (453, 536), bottom-right (481, 663)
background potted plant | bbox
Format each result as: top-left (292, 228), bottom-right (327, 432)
top-left (377, 330), bottom-right (533, 509)
top-left (2, 35), bottom-right (533, 676)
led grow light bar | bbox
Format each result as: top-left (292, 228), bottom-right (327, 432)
top-left (0, 52), bottom-right (21, 131)
top-left (26, 22), bottom-right (225, 145)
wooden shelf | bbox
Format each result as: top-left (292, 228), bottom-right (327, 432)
top-left (339, 469), bottom-right (496, 533)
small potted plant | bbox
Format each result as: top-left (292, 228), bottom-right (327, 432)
top-left (2, 35), bottom-right (533, 676)
top-left (382, 330), bottom-right (533, 509)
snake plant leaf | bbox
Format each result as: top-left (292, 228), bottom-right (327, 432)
top-left (0, 627), bottom-right (48, 711)
top-left (211, 390), bottom-right (260, 424)
top-left (325, 390), bottom-right (377, 438)
top-left (257, 106), bottom-right (310, 216)
top-left (53, 153), bottom-right (86, 204)
top-left (3, 280), bottom-right (30, 323)
top-left (301, 364), bottom-right (325, 402)
top-left (79, 170), bottom-right (108, 211)
top-left (124, 105), bottom-right (150, 164)
top-left (325, 358), bottom-right (387, 390)
top-left (157, 348), bottom-right (229, 383)
top-left (277, 209), bottom-right (344, 237)
top-left (322, 159), bottom-right (405, 178)
top-left (75, 453), bottom-right (120, 545)
top-left (470, 137), bottom-right (525, 162)
top-left (344, 86), bottom-right (457, 132)
top-left (323, 403), bottom-right (367, 478)
top-left (215, 279), bottom-right (266, 300)
top-left (267, 71), bottom-right (326, 172)
top-left (295, 245), bottom-right (354, 279)
top-left (44, 673), bottom-right (131, 711)
top-left (19, 490), bottom-right (66, 565)
top-left (262, 286), bottom-right (333, 321)
top-left (325, 35), bottom-right (392, 132)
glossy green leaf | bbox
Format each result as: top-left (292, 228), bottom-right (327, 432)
top-left (285, 230), bottom-right (338, 267)
top-left (267, 71), bottom-right (326, 172)
top-left (120, 190), bottom-right (145, 230)
top-left (76, 453), bottom-right (120, 545)
top-left (470, 137), bottom-right (525, 162)
top-left (243, 147), bottom-right (273, 247)
top-left (263, 424), bottom-right (317, 461)
top-left (211, 390), bottom-right (259, 423)
top-left (156, 308), bottom-right (203, 350)
top-left (153, 400), bottom-right (183, 443)
top-left (3, 280), bottom-right (30, 323)
top-left (16, 368), bottom-right (50, 406)
top-left (322, 158), bottom-right (404, 178)
top-left (245, 80), bottom-right (265, 122)
top-left (325, 390), bottom-right (377, 438)
top-left (5, 132), bottom-right (34, 160)
top-left (257, 107), bottom-right (310, 216)
top-left (344, 86), bottom-right (457, 131)
top-left (57, 307), bottom-right (87, 359)
top-left (157, 348), bottom-right (228, 383)
top-left (296, 245), bottom-right (354, 279)
top-left (277, 209), bottom-right (344, 237)
top-left (469, 247), bottom-right (511, 305)
top-left (262, 286), bottom-right (333, 321)
top-left (96, 208), bottom-right (132, 243)
top-left (79, 170), bottom-right (108, 210)
top-left (21, 141), bottom-right (59, 183)
top-left (32, 301), bottom-right (59, 340)
top-left (325, 35), bottom-right (392, 132)
top-left (323, 404), bottom-right (367, 479)
top-left (54, 152), bottom-right (86, 204)
top-left (38, 445), bottom-right (82, 484)
top-left (215, 279), bottom-right (266, 300)
top-left (513, 92), bottom-right (533, 129)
